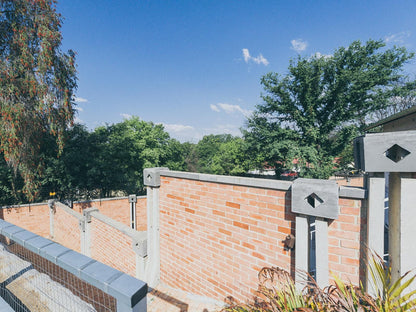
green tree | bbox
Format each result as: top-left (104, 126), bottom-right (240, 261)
top-left (193, 134), bottom-right (249, 175)
top-left (89, 117), bottom-right (184, 197)
top-left (0, 0), bottom-right (77, 200)
top-left (244, 39), bottom-right (415, 178)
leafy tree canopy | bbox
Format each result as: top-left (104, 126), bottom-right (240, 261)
top-left (190, 134), bottom-right (250, 175)
top-left (0, 0), bottom-right (77, 200)
top-left (244, 39), bottom-right (415, 178)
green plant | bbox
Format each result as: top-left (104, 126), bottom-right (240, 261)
top-left (222, 253), bottom-right (416, 312)
top-left (368, 254), bottom-right (416, 311)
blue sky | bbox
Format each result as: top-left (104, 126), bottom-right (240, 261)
top-left (57, 0), bottom-right (416, 142)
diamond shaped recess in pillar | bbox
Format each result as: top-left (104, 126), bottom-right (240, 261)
top-left (384, 144), bottom-right (411, 163)
top-left (305, 193), bottom-right (324, 208)
top-left (291, 178), bottom-right (339, 219)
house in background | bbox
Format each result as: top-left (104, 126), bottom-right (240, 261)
top-left (366, 105), bottom-right (416, 132)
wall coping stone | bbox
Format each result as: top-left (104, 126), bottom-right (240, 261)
top-left (160, 170), bottom-right (366, 199)
top-left (89, 210), bottom-right (147, 257)
top-left (0, 195), bottom-right (147, 210)
top-left (55, 202), bottom-right (84, 221)
top-left (0, 218), bottom-right (147, 308)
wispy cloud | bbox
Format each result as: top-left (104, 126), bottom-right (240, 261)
top-left (210, 104), bottom-right (220, 112)
top-left (210, 103), bottom-right (252, 117)
top-left (76, 106), bottom-right (84, 112)
top-left (73, 96), bottom-right (88, 103)
top-left (291, 39), bottom-right (308, 53)
top-left (385, 31), bottom-right (411, 44)
top-left (120, 113), bottom-right (132, 119)
top-left (314, 52), bottom-right (332, 59)
top-left (242, 48), bottom-right (269, 66)
top-left (204, 124), bottom-right (242, 137)
top-left (162, 123), bottom-right (194, 133)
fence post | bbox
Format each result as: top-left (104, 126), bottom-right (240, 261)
top-left (295, 215), bottom-right (309, 289)
top-left (354, 131), bottom-right (416, 288)
top-left (48, 199), bottom-right (55, 239)
top-left (366, 173), bottom-right (385, 294)
top-left (292, 178), bottom-right (338, 289)
top-left (143, 167), bottom-right (168, 288)
top-left (315, 218), bottom-right (329, 287)
top-left (82, 207), bottom-right (99, 257)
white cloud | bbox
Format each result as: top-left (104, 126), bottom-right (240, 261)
top-left (120, 113), bottom-right (132, 119)
top-left (291, 39), bottom-right (308, 53)
top-left (210, 104), bottom-right (220, 112)
top-left (73, 96), bottom-right (88, 103)
top-left (242, 48), bottom-right (250, 63)
top-left (204, 124), bottom-right (242, 137)
top-left (76, 106), bottom-right (84, 112)
top-left (211, 103), bottom-right (252, 117)
top-left (241, 48), bottom-right (269, 66)
top-left (162, 123), bottom-right (194, 133)
top-left (314, 52), bottom-right (332, 59)
top-left (385, 31), bottom-right (411, 44)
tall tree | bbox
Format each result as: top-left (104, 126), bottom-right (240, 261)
top-left (244, 39), bottom-right (415, 178)
top-left (0, 0), bottom-right (77, 200)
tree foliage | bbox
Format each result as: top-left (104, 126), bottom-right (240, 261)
top-left (0, 117), bottom-right (188, 204)
top-left (244, 39), bottom-right (415, 178)
top-left (185, 134), bottom-right (250, 176)
top-left (0, 0), bottom-right (77, 200)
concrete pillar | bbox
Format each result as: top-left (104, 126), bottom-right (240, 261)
top-left (48, 199), bottom-right (55, 239)
top-left (366, 173), bottom-right (386, 294)
top-left (389, 172), bottom-right (401, 282)
top-left (400, 177), bottom-right (416, 294)
top-left (295, 215), bottom-right (309, 289)
top-left (143, 167), bottom-right (167, 288)
top-left (129, 195), bottom-right (137, 230)
top-left (82, 207), bottom-right (99, 257)
top-left (400, 177), bottom-right (416, 273)
top-left (146, 186), bottom-right (160, 287)
top-left (315, 218), bottom-right (329, 288)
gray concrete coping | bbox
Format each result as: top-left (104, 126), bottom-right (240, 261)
top-left (0, 195), bottom-right (147, 211)
top-left (89, 210), bottom-right (147, 257)
top-left (0, 218), bottom-right (147, 308)
top-left (54, 202), bottom-right (84, 220)
top-left (159, 170), bottom-right (367, 199)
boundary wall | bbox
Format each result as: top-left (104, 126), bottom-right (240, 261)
top-left (144, 169), bottom-right (367, 303)
top-left (0, 196), bottom-right (147, 236)
top-left (0, 198), bottom-right (148, 282)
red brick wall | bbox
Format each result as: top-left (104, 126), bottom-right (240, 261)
top-left (0, 204), bottom-right (50, 237)
top-left (90, 217), bottom-right (137, 277)
top-left (158, 175), bottom-right (365, 302)
top-left (328, 198), bottom-right (365, 284)
top-left (159, 176), bottom-right (294, 302)
top-left (53, 207), bottom-right (81, 252)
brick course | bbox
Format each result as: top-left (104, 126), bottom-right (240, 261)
top-left (158, 175), bottom-right (365, 303)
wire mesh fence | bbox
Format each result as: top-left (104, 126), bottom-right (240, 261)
top-left (0, 235), bottom-right (116, 312)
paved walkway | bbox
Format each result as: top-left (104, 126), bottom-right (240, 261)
top-left (147, 283), bottom-right (225, 312)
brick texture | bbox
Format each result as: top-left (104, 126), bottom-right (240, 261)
top-left (158, 176), bottom-right (365, 303)
top-left (0, 204), bottom-right (50, 237)
top-left (53, 207), bottom-right (81, 252)
top-left (90, 217), bottom-right (137, 277)
top-left (159, 176), bottom-right (295, 302)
